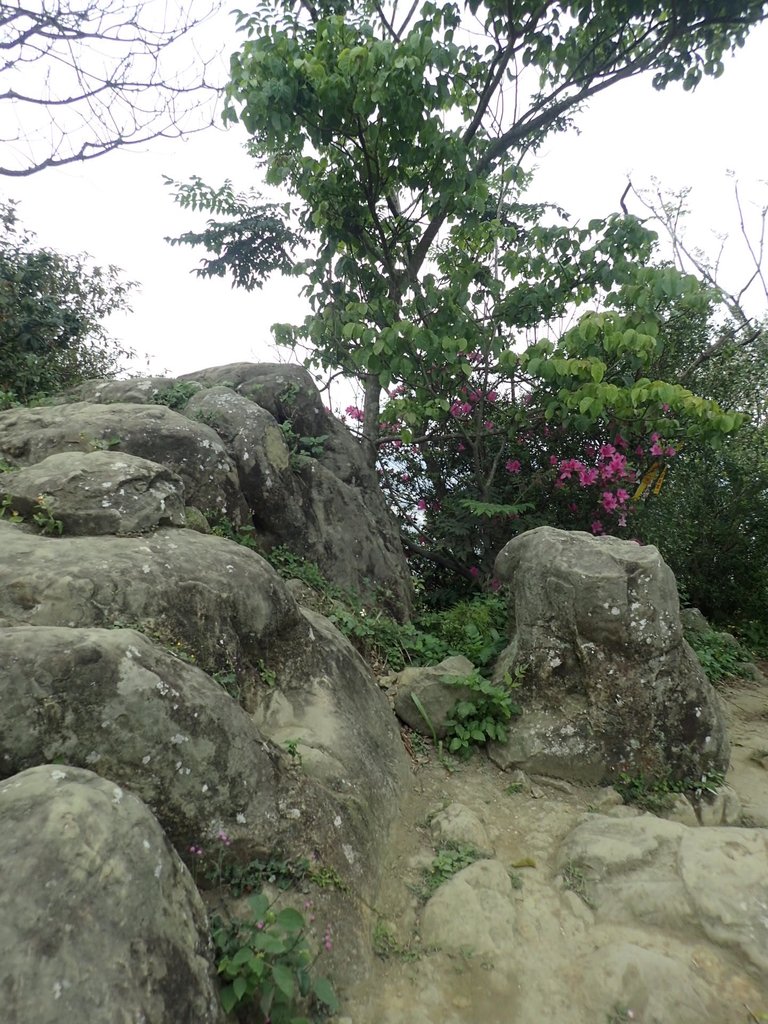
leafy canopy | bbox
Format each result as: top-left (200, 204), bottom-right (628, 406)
top-left (170, 0), bottom-right (765, 591)
top-left (0, 201), bottom-right (134, 405)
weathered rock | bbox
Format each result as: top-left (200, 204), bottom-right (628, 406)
top-left (428, 802), bottom-right (492, 853)
top-left (51, 375), bottom-right (184, 406)
top-left (0, 524), bottom-right (408, 893)
top-left (488, 703), bottom-right (605, 784)
top-left (0, 764), bottom-right (224, 1024)
top-left (557, 813), bottom-right (768, 979)
top-left (493, 527), bottom-right (729, 784)
top-left (0, 626), bottom-right (353, 871)
top-left (248, 607), bottom-right (410, 869)
top-left (0, 401), bottom-right (248, 522)
top-left (180, 363), bottom-right (413, 619)
top-left (680, 607), bottom-right (710, 634)
top-left (697, 784), bottom-right (742, 826)
top-left (419, 859), bottom-right (517, 955)
top-left (661, 793), bottom-right (699, 827)
top-left (0, 450), bottom-right (186, 535)
top-left (393, 656), bottom-right (476, 738)
top-left (0, 520), bottom-right (295, 675)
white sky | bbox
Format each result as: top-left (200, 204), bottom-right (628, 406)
top-left (5, 17), bottom-right (768, 381)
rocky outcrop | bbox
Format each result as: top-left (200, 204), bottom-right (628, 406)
top-left (0, 764), bottom-right (224, 1024)
top-left (0, 522), bottom-right (408, 893)
top-left (29, 362), bottom-right (414, 617)
top-left (490, 527), bottom-right (729, 785)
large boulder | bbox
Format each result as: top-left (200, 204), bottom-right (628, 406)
top-left (0, 625), bottom-right (356, 874)
top-left (0, 521), bottom-right (408, 895)
top-left (181, 363), bottom-right (413, 619)
top-left (0, 764), bottom-right (224, 1024)
top-left (491, 527), bottom-right (729, 784)
top-left (36, 363), bottom-right (414, 618)
top-left (0, 450), bottom-right (186, 535)
top-left (0, 400), bottom-right (248, 523)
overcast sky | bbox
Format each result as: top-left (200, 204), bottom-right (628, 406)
top-left (6, 16), bottom-right (768, 383)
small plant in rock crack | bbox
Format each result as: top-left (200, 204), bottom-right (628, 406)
top-left (150, 380), bottom-right (202, 410)
top-left (282, 739), bottom-right (303, 769)
top-left (560, 861), bottom-right (594, 908)
top-left (444, 669), bottom-right (522, 757)
top-left (212, 891), bottom-right (338, 1020)
top-left (416, 841), bottom-right (486, 900)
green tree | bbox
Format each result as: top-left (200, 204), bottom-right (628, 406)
top-left (0, 200), bottom-right (134, 405)
top-left (170, 0), bottom-right (764, 592)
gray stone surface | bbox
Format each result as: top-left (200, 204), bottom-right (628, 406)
top-left (420, 859), bottom-right (517, 955)
top-left (0, 400), bottom-right (248, 522)
top-left (0, 626), bottom-right (351, 869)
top-left (493, 527), bottom-right (729, 784)
top-left (557, 813), bottom-right (768, 979)
top-left (0, 764), bottom-right (225, 1024)
top-left (0, 450), bottom-right (186, 535)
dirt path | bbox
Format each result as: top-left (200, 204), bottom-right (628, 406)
top-left (339, 677), bottom-right (768, 1024)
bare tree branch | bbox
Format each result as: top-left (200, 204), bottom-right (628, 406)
top-left (0, 0), bottom-right (225, 176)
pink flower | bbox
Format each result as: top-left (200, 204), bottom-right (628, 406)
top-left (484, 420), bottom-right (494, 431)
top-left (417, 499), bottom-right (427, 511)
top-left (568, 502), bottom-right (578, 513)
top-left (457, 442), bottom-right (466, 452)
top-left (591, 519), bottom-right (604, 535)
top-left (486, 391), bottom-right (497, 403)
top-left (599, 444), bottom-right (616, 459)
top-left (579, 467), bottom-right (598, 487)
top-left (650, 441), bottom-right (664, 457)
top-left (665, 446), bottom-right (676, 457)
top-left (344, 405), bottom-right (364, 422)
top-left (618, 513), bottom-right (628, 527)
top-left (549, 454), bottom-right (559, 466)
top-left (505, 459), bottom-right (521, 474)
top-left (635, 445), bottom-right (644, 457)
top-left (490, 578), bottom-right (501, 591)
top-left (614, 435), bottom-right (628, 450)
top-left (601, 491), bottom-right (619, 513)
top-left (469, 566), bottom-right (481, 578)
top-left (616, 488), bottom-right (630, 504)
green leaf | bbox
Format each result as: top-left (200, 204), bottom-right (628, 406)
top-left (232, 975), bottom-right (249, 1001)
top-left (276, 906), bottom-right (305, 930)
top-left (313, 976), bottom-right (339, 1011)
top-left (271, 962), bottom-right (296, 998)
top-left (220, 985), bottom-right (238, 1014)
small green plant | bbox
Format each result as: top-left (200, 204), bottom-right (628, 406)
top-left (606, 1005), bottom-right (636, 1023)
top-left (444, 669), bottom-right (522, 756)
top-left (212, 891), bottom-right (338, 1020)
top-left (279, 420), bottom-right (329, 465)
top-left (372, 920), bottom-right (421, 961)
top-left (560, 861), bottom-right (594, 908)
top-left (80, 432), bottom-right (121, 451)
top-left (212, 670), bottom-right (240, 700)
top-left (0, 458), bottom-right (15, 472)
top-left (416, 841), bottom-right (485, 900)
top-left (686, 627), bottom-right (753, 684)
top-left (151, 380), bottom-right (202, 410)
top-left (208, 513), bottom-right (261, 551)
top-left (257, 659), bottom-right (277, 687)
top-left (0, 495), bottom-right (24, 523)
top-left (615, 767), bottom-right (726, 812)
top-left (0, 493), bottom-right (63, 534)
top-left (282, 739), bottom-right (303, 769)
top-left (31, 495), bottom-right (64, 535)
